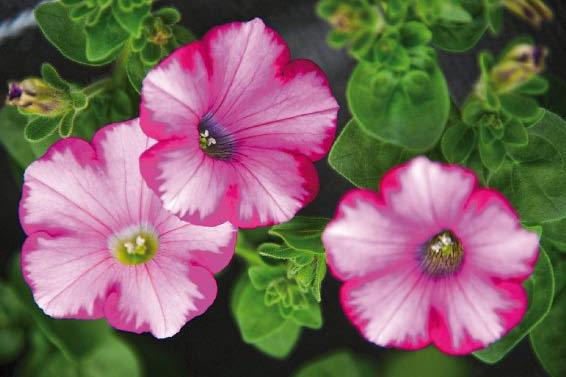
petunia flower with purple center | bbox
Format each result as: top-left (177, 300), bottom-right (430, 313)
top-left (139, 18), bottom-right (339, 228)
top-left (19, 119), bottom-right (236, 338)
top-left (322, 157), bottom-right (539, 355)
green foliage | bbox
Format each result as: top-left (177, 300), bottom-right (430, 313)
top-left (348, 62), bottom-right (450, 151)
top-left (489, 111), bottom-right (566, 226)
top-left (474, 249), bottom-right (555, 363)
top-left (328, 119), bottom-right (414, 187)
top-left (0, 107), bottom-right (37, 168)
top-left (293, 350), bottom-right (378, 377)
top-left (425, 0), bottom-right (488, 52)
top-left (530, 282), bottom-right (566, 377)
top-left (383, 347), bottom-right (470, 377)
top-left (35, 2), bottom-right (114, 66)
top-left (268, 216), bottom-right (329, 254)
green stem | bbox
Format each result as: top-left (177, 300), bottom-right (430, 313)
top-left (82, 78), bottom-right (113, 98)
top-left (235, 246), bottom-right (265, 266)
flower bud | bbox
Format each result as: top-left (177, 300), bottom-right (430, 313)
top-left (6, 78), bottom-right (67, 116)
top-left (490, 44), bottom-right (548, 94)
top-left (503, 0), bottom-right (553, 27)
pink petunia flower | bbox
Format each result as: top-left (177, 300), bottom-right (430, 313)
top-left (322, 157), bottom-right (539, 355)
top-left (139, 18), bottom-right (339, 228)
top-left (19, 119), bottom-right (236, 338)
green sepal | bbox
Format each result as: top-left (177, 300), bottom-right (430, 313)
top-left (154, 7), bottom-right (182, 25)
top-left (24, 117), bottom-right (60, 142)
top-left (503, 119), bottom-right (529, 146)
top-left (58, 111), bottom-right (76, 138)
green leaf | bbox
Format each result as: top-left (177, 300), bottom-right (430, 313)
top-left (400, 21), bottom-right (431, 47)
top-left (85, 7), bottom-right (129, 62)
top-left (491, 111), bottom-right (566, 224)
top-left (328, 119), bottom-right (414, 188)
top-left (0, 106), bottom-right (36, 168)
top-left (35, 2), bottom-right (113, 66)
top-left (24, 117), bottom-right (60, 142)
top-left (141, 42), bottom-right (163, 66)
top-left (478, 138), bottom-right (505, 171)
top-left (80, 336), bottom-right (141, 377)
top-left (441, 113), bottom-right (476, 163)
top-left (248, 265), bottom-right (286, 290)
top-left (171, 25), bottom-right (196, 45)
top-left (269, 216), bottom-right (329, 254)
top-left (348, 62), bottom-right (450, 151)
top-left (235, 280), bottom-right (286, 343)
top-left (0, 327), bottom-right (25, 363)
top-left (253, 320), bottom-right (302, 359)
top-left (500, 93), bottom-right (542, 122)
top-left (112, 3), bottom-right (150, 37)
top-left (312, 257), bottom-right (327, 302)
top-left (154, 7), bottom-right (182, 25)
top-left (474, 249), bottom-right (554, 363)
top-left (291, 298), bottom-right (322, 329)
top-left (530, 285), bottom-right (566, 377)
top-left (384, 347), bottom-right (469, 377)
top-left (431, 0), bottom-right (487, 52)
top-left (517, 76), bottom-right (549, 95)
top-left (503, 119), bottom-right (528, 146)
top-left (294, 350), bottom-right (377, 377)
top-left (540, 74), bottom-right (566, 118)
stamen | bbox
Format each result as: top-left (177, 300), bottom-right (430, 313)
top-left (420, 230), bottom-right (464, 278)
top-left (111, 229), bottom-right (158, 265)
top-left (198, 113), bottom-right (236, 160)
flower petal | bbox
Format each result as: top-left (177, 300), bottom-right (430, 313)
top-left (205, 19), bottom-right (338, 161)
top-left (105, 262), bottom-right (216, 338)
top-left (141, 42), bottom-right (211, 140)
top-left (22, 232), bottom-right (114, 319)
top-left (430, 270), bottom-right (527, 354)
top-left (457, 188), bottom-right (539, 279)
top-left (323, 189), bottom-right (425, 280)
top-left (232, 148), bottom-right (318, 228)
top-left (381, 156), bottom-right (477, 229)
top-left (341, 266), bottom-right (434, 350)
top-left (140, 139), bottom-right (238, 226)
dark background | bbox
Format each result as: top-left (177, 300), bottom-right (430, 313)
top-left (0, 1), bottom-right (565, 376)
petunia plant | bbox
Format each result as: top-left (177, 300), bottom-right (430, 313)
top-left (0, 0), bottom-right (564, 376)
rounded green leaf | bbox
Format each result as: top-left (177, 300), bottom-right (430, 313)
top-left (141, 42), bottom-right (163, 66)
top-left (235, 281), bottom-right (286, 343)
top-left (291, 298), bottom-right (322, 329)
top-left (294, 351), bottom-right (377, 377)
top-left (400, 21), bottom-right (431, 47)
top-left (328, 120), bottom-right (415, 188)
top-left (35, 2), bottom-right (114, 66)
top-left (384, 347), bottom-right (469, 377)
top-left (253, 320), bottom-right (302, 359)
top-left (474, 249), bottom-right (554, 363)
top-left (0, 107), bottom-right (36, 168)
top-left (530, 283), bottom-right (566, 377)
top-left (126, 54), bottom-right (150, 93)
top-left (112, 2), bottom-right (150, 36)
top-left (441, 117), bottom-right (476, 163)
top-left (479, 138), bottom-right (505, 171)
top-left (348, 62), bottom-right (450, 151)
top-left (517, 76), bottom-right (549, 95)
top-left (0, 327), bottom-right (25, 363)
top-left (24, 117), bottom-right (60, 142)
top-left (80, 336), bottom-right (141, 377)
top-left (500, 93), bottom-right (541, 122)
top-left (491, 111), bottom-right (566, 224)
top-left (154, 7), bottom-right (182, 25)
top-left (248, 266), bottom-right (286, 290)
top-left (504, 119), bottom-right (528, 146)
top-left (85, 7), bottom-right (129, 62)
top-left (431, 0), bottom-right (487, 52)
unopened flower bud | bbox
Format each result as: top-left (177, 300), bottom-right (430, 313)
top-left (6, 78), bottom-right (67, 116)
top-left (490, 44), bottom-right (548, 94)
top-left (329, 5), bottom-right (361, 33)
top-left (503, 0), bottom-right (553, 27)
